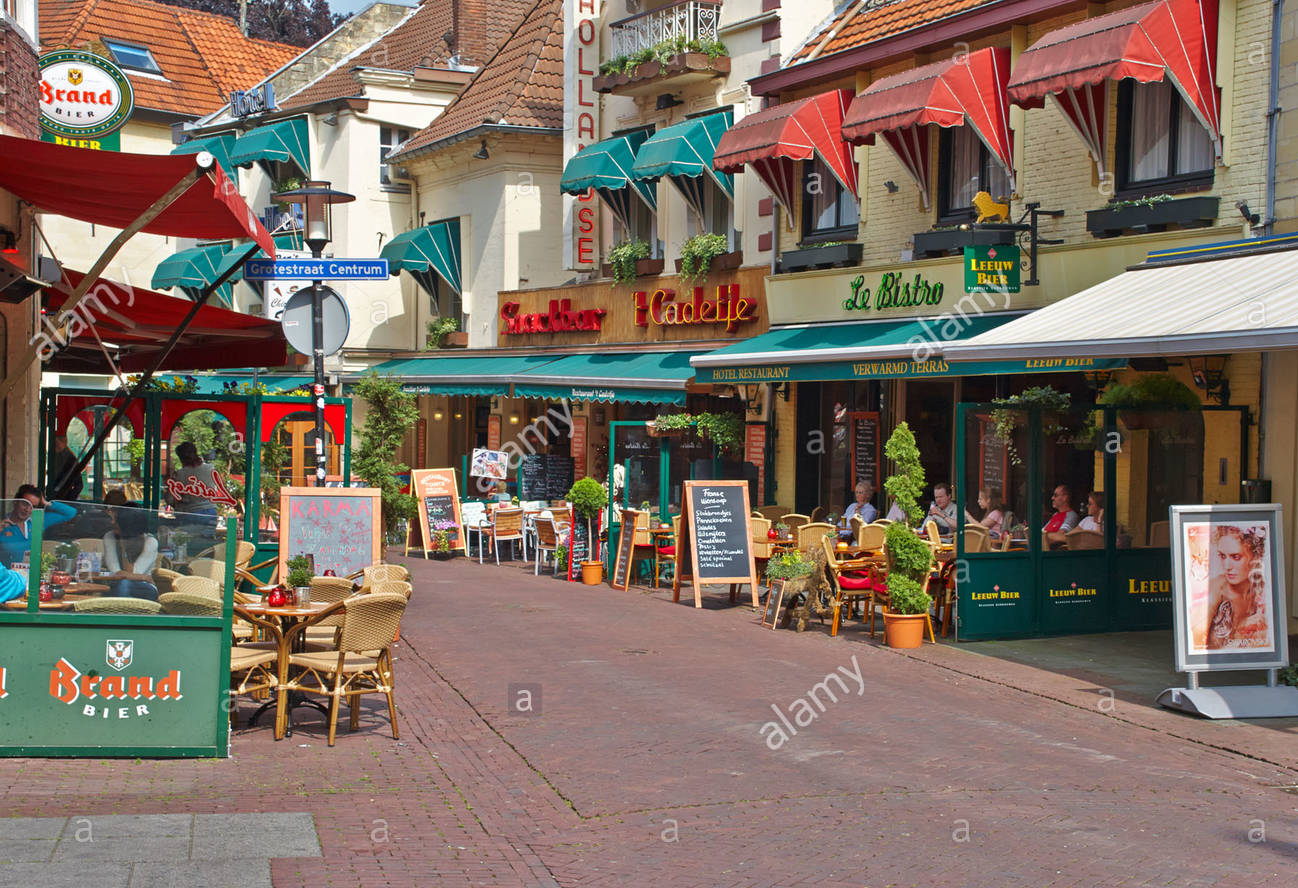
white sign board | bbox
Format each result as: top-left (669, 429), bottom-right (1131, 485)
top-left (262, 249), bottom-right (312, 319)
top-left (562, 0), bottom-right (599, 272)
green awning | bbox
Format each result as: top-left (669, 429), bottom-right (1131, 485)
top-left (513, 351), bottom-right (701, 404)
top-left (631, 111), bottom-right (734, 203)
top-left (189, 374), bottom-right (311, 394)
top-left (691, 315), bottom-right (1127, 382)
top-left (560, 130), bottom-right (657, 214)
top-left (151, 243), bottom-right (247, 305)
top-left (368, 353), bottom-right (567, 396)
top-left (229, 117), bottom-right (309, 173)
top-left (380, 220), bottom-right (461, 293)
top-left (170, 132), bottom-right (238, 177)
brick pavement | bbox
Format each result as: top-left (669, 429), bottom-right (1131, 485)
top-left (2, 552), bottom-right (1298, 887)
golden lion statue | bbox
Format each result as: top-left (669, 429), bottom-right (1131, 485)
top-left (973, 190), bottom-right (1010, 223)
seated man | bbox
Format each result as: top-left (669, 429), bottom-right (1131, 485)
top-left (838, 480), bottom-right (877, 539)
top-left (924, 483), bottom-right (957, 534)
top-left (0, 485), bottom-right (77, 568)
top-left (1043, 484), bottom-right (1080, 548)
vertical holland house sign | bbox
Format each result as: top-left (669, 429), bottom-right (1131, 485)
top-left (563, 0), bottom-right (599, 271)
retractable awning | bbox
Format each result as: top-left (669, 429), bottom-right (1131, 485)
top-left (171, 132), bottom-right (238, 177)
top-left (944, 242), bottom-right (1298, 361)
top-left (368, 354), bottom-right (566, 396)
top-left (513, 351), bottom-right (702, 404)
top-left (1008, 0), bottom-right (1221, 159)
top-left (712, 89), bottom-right (857, 218)
top-left (380, 220), bottom-right (462, 293)
top-left (0, 135), bottom-right (274, 253)
top-left (691, 315), bottom-right (1124, 383)
top-left (44, 270), bottom-right (288, 373)
top-left (561, 131), bottom-right (658, 228)
top-left (151, 243), bottom-right (246, 305)
top-left (844, 46), bottom-right (1013, 207)
top-left (631, 111), bottom-right (734, 218)
top-left (229, 117), bottom-right (310, 173)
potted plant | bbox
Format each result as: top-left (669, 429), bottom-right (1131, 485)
top-left (774, 522), bottom-right (791, 541)
top-left (764, 549), bottom-right (816, 627)
top-left (606, 239), bottom-right (656, 284)
top-left (426, 317), bottom-right (466, 349)
top-left (1086, 194), bottom-right (1219, 238)
top-left (1098, 373), bottom-right (1202, 431)
top-left (286, 554), bottom-right (313, 606)
top-left (675, 233), bottom-right (739, 282)
top-left (647, 411), bottom-right (743, 455)
top-left (567, 476), bottom-right (608, 584)
top-left (989, 386), bottom-right (1072, 465)
top-left (554, 541), bottom-right (569, 575)
top-left (881, 422), bottom-right (932, 648)
top-left (778, 241), bottom-right (863, 272)
top-left (646, 413), bottom-right (690, 438)
top-left (54, 540), bottom-right (79, 574)
top-left (431, 518), bottom-right (457, 559)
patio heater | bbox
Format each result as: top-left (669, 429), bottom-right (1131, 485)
top-left (275, 181), bottom-right (355, 485)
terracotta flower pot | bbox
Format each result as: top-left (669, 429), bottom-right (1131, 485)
top-left (581, 560), bottom-right (604, 585)
top-left (882, 610), bottom-right (927, 648)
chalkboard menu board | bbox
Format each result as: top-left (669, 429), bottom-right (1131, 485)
top-left (610, 509), bottom-right (643, 590)
top-left (673, 480), bottom-right (759, 609)
top-left (546, 455), bottom-right (574, 500)
top-left (519, 455), bottom-right (547, 501)
top-left (279, 487), bottom-right (383, 579)
top-left (978, 416), bottom-right (1008, 498)
top-left (850, 412), bottom-right (879, 491)
top-left (408, 468), bottom-right (463, 557)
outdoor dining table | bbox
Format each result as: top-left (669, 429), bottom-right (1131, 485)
top-left (240, 599), bottom-right (337, 737)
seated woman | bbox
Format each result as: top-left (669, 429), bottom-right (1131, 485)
top-left (102, 508), bottom-right (160, 600)
top-left (964, 487), bottom-right (1005, 538)
top-left (1077, 491), bottom-right (1105, 532)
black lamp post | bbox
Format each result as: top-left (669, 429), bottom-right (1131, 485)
top-left (274, 180), bottom-right (355, 486)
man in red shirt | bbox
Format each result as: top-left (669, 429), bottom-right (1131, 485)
top-left (1043, 484), bottom-right (1080, 548)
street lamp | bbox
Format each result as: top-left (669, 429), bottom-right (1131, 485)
top-left (275, 180), bottom-right (355, 486)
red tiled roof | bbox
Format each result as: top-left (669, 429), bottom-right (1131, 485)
top-left (393, 0), bottom-right (563, 157)
top-left (792, 0), bottom-right (1003, 63)
top-left (39, 0), bottom-right (298, 116)
top-left (283, 0), bottom-right (535, 111)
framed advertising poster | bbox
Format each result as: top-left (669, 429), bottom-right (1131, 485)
top-left (1169, 504), bottom-right (1288, 673)
top-left (470, 448), bottom-right (509, 481)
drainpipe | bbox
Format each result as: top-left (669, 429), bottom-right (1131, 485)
top-left (1265, 0), bottom-right (1284, 233)
top-left (770, 204), bottom-right (779, 275)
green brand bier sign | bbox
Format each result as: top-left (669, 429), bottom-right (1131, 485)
top-left (843, 271), bottom-right (945, 312)
top-left (964, 244), bottom-right (1020, 293)
top-left (0, 623), bottom-right (227, 756)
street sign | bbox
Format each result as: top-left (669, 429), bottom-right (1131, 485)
top-left (280, 285), bottom-right (350, 356)
top-left (261, 249), bottom-right (313, 320)
top-left (243, 258), bottom-right (389, 281)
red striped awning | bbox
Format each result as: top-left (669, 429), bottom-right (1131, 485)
top-left (1008, 0), bottom-right (1220, 156)
top-left (843, 46), bottom-right (1013, 208)
top-left (43, 270), bottom-right (287, 373)
top-left (0, 135), bottom-right (275, 254)
top-left (713, 89), bottom-right (857, 216)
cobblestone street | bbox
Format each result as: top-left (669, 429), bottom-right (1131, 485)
top-left (3, 553), bottom-right (1298, 887)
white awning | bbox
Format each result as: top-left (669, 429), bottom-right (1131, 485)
top-left (943, 246), bottom-right (1298, 361)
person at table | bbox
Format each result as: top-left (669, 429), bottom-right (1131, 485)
top-left (166, 442), bottom-right (218, 524)
top-left (0, 563), bottom-right (26, 604)
top-left (102, 507), bottom-right (159, 600)
top-left (0, 485), bottom-right (77, 567)
top-left (964, 487), bottom-right (1005, 538)
top-left (1043, 484), bottom-right (1080, 548)
top-left (1077, 491), bottom-right (1105, 532)
top-left (924, 483), bottom-right (957, 534)
top-left (48, 434), bottom-right (83, 502)
top-left (838, 480), bottom-right (877, 539)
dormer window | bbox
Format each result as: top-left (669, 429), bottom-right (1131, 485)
top-left (103, 39), bottom-right (162, 75)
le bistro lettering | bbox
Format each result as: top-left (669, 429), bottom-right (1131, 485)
top-left (500, 299), bottom-right (607, 334)
top-left (634, 285), bottom-right (758, 333)
top-left (843, 272), bottom-right (944, 313)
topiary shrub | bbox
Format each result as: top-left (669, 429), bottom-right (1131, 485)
top-left (882, 422), bottom-right (932, 615)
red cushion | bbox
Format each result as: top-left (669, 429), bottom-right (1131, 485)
top-left (656, 546), bottom-right (676, 556)
top-left (838, 575), bottom-right (874, 590)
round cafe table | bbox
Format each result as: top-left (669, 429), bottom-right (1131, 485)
top-left (240, 599), bottom-right (337, 738)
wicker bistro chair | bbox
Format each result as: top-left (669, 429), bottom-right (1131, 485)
top-left (151, 567), bottom-right (183, 597)
top-left (230, 606), bottom-right (285, 737)
top-left (159, 592), bottom-right (222, 616)
top-left (278, 592), bottom-right (408, 746)
top-left (654, 516), bottom-right (681, 589)
top-left (73, 597), bottom-right (162, 615)
top-left (481, 508), bottom-right (524, 564)
top-left (299, 579), bottom-right (359, 650)
top-left (187, 557), bottom-right (225, 583)
top-left (963, 525), bottom-right (992, 553)
top-left (779, 513), bottom-right (810, 535)
top-left (856, 523), bottom-right (886, 552)
top-left (756, 505), bottom-right (787, 522)
top-left (363, 564), bottom-right (410, 584)
top-left (1066, 528), bottom-right (1104, 550)
top-left (533, 517), bottom-right (561, 575)
top-left (171, 575), bottom-right (221, 599)
top-left (820, 534), bottom-right (888, 637)
top-left (796, 522), bottom-right (836, 553)
top-left (809, 506), bottom-right (826, 523)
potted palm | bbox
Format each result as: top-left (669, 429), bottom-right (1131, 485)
top-left (567, 476), bottom-right (608, 584)
top-left (286, 554), bottom-right (313, 606)
top-left (881, 422), bottom-right (933, 648)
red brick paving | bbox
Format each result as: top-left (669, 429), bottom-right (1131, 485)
top-left (3, 551), bottom-right (1298, 886)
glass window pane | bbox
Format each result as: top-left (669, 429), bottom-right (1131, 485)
top-left (946, 127), bottom-right (981, 211)
top-left (1128, 81), bottom-right (1171, 182)
top-left (1175, 99), bottom-right (1214, 174)
top-left (961, 409), bottom-right (1031, 553)
top-left (1115, 409), bottom-right (1204, 548)
top-left (1041, 409), bottom-right (1100, 554)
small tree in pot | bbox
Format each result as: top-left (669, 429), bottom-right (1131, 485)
top-left (286, 554), bottom-right (314, 606)
top-left (881, 422), bottom-right (933, 648)
top-left (566, 476), bottom-right (608, 584)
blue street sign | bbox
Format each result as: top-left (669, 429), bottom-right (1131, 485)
top-left (243, 258), bottom-right (389, 281)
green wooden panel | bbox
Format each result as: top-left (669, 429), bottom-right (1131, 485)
top-left (1038, 551), bottom-right (1110, 634)
top-left (1110, 548), bottom-right (1174, 630)
top-left (958, 553), bottom-right (1036, 639)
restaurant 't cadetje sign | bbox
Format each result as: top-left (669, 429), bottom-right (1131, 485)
top-left (38, 50), bottom-right (135, 150)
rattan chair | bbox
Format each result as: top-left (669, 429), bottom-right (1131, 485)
top-left (780, 513), bottom-right (810, 535)
top-left (188, 557), bottom-right (225, 583)
top-left (1065, 528), bottom-right (1104, 550)
top-left (751, 517), bottom-right (772, 561)
top-left (171, 575), bottom-right (221, 599)
top-left (278, 592), bottom-right (408, 745)
top-left (856, 523), bottom-right (887, 552)
top-left (963, 525), bottom-right (992, 553)
top-left (159, 592), bottom-right (222, 616)
top-left (756, 505), bottom-right (786, 522)
top-left (363, 564), bottom-right (410, 584)
top-left (73, 597), bottom-right (161, 615)
top-left (230, 606), bottom-right (284, 737)
top-left (151, 567), bottom-right (183, 597)
top-left (820, 534), bottom-right (887, 637)
top-left (369, 579), bottom-right (412, 599)
top-left (303, 578), bottom-right (359, 649)
top-left (533, 517), bottom-right (561, 575)
top-left (809, 506), bottom-right (826, 523)
top-left (481, 508), bottom-right (524, 564)
top-left (796, 522), bottom-right (835, 552)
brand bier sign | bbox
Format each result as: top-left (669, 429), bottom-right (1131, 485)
top-left (37, 50), bottom-right (134, 147)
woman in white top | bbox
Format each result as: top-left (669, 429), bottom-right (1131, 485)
top-left (1078, 491), bottom-right (1105, 532)
top-left (102, 507), bottom-right (160, 599)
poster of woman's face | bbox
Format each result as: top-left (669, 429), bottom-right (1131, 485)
top-left (1183, 522), bottom-right (1273, 654)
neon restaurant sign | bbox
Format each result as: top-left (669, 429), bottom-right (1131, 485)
top-left (634, 285), bottom-right (759, 333)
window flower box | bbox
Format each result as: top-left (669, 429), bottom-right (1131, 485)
top-left (1086, 195), bottom-right (1219, 239)
top-left (673, 249), bottom-right (743, 275)
top-left (778, 242), bottom-right (862, 273)
top-left (600, 258), bottom-right (665, 279)
top-left (912, 224), bottom-right (1019, 258)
